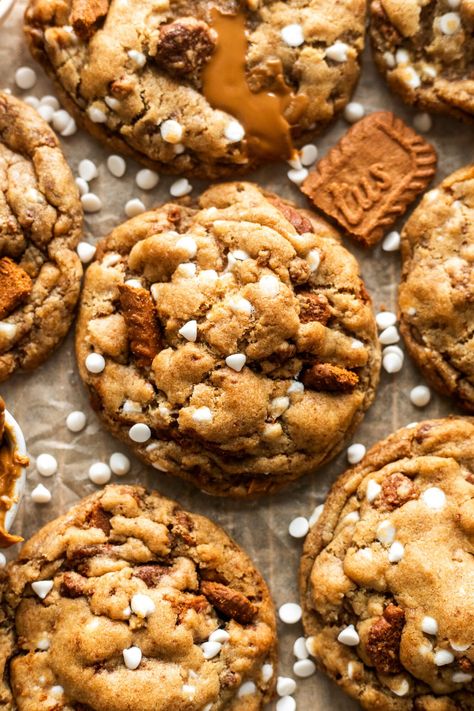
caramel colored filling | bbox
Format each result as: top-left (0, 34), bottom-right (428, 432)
top-left (202, 8), bottom-right (301, 160)
top-left (0, 424), bottom-right (25, 547)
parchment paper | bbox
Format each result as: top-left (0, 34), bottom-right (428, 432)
top-left (1, 3), bottom-right (472, 708)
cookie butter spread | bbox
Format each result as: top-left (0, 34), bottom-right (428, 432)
top-left (0, 398), bottom-right (27, 546)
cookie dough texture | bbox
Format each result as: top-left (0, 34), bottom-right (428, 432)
top-left (370, 0), bottom-right (474, 122)
top-left (24, 0), bottom-right (366, 179)
top-left (0, 91), bottom-right (83, 382)
top-left (399, 166), bottom-right (474, 412)
top-left (0, 484), bottom-right (277, 710)
top-left (75, 183), bottom-right (380, 497)
top-left (300, 417), bottom-right (474, 710)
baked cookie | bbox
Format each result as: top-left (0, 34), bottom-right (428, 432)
top-left (75, 182), bottom-right (380, 497)
top-left (0, 92), bottom-right (83, 382)
top-left (370, 0), bottom-right (474, 122)
top-left (0, 484), bottom-right (277, 710)
top-left (300, 417), bottom-right (474, 710)
top-left (24, 0), bottom-right (366, 179)
top-left (399, 165), bottom-right (474, 412)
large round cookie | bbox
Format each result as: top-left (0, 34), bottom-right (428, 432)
top-left (0, 484), bottom-right (277, 710)
top-left (75, 182), bottom-right (380, 497)
top-left (300, 417), bottom-right (474, 710)
top-left (370, 0), bottom-right (474, 123)
top-left (399, 165), bottom-right (474, 412)
top-left (0, 92), bottom-right (83, 382)
top-left (24, 0), bottom-right (366, 179)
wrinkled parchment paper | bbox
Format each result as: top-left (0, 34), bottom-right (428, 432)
top-left (1, 3), bottom-right (472, 707)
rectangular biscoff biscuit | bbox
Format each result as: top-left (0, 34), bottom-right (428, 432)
top-left (0, 257), bottom-right (32, 319)
top-left (301, 111), bottom-right (437, 247)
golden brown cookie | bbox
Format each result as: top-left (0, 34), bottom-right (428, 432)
top-left (0, 91), bottom-right (83, 382)
top-left (301, 111), bottom-right (437, 247)
top-left (1, 484), bottom-right (277, 710)
top-left (24, 0), bottom-right (367, 178)
top-left (399, 165), bottom-right (474, 412)
top-left (75, 182), bottom-right (380, 497)
top-left (300, 417), bottom-right (474, 710)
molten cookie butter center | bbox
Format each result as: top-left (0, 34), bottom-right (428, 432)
top-left (202, 8), bottom-right (300, 159)
top-left (0, 401), bottom-right (26, 546)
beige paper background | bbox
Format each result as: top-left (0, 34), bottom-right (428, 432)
top-left (0, 3), bottom-right (471, 708)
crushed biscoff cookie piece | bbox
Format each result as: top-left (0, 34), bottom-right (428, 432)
top-left (75, 182), bottom-right (380, 497)
top-left (0, 484), bottom-right (277, 710)
top-left (300, 417), bottom-right (474, 710)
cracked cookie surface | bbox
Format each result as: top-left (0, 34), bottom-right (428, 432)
top-left (0, 484), bottom-right (277, 710)
top-left (0, 91), bottom-right (83, 382)
top-left (24, 0), bottom-right (366, 179)
top-left (399, 165), bottom-right (474, 412)
top-left (300, 417), bottom-right (474, 710)
top-left (75, 182), bottom-right (380, 497)
top-left (370, 0), bottom-right (474, 122)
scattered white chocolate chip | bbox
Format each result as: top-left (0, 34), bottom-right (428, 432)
top-left (201, 640), bottom-right (222, 659)
top-left (376, 311), bottom-right (396, 330)
top-left (261, 663), bottom-right (273, 682)
top-left (123, 646), bottom-right (142, 670)
top-left (337, 625), bottom-right (360, 646)
top-left (31, 484), bottom-right (51, 504)
top-left (382, 230), bottom-right (401, 251)
top-left (60, 116), bottom-right (77, 136)
top-left (81, 192), bottom-right (102, 213)
top-left (75, 177), bottom-right (89, 196)
top-left (434, 649), bottom-right (454, 666)
top-left (129, 423), bottom-right (151, 443)
top-left (127, 49), bottom-right (146, 68)
top-left (36, 453), bottom-right (58, 478)
top-left (289, 516), bottom-right (309, 539)
top-left (278, 602), bottom-right (302, 624)
top-left (136, 169), bottom-right (159, 190)
top-left (40, 95), bottom-right (59, 110)
top-left (344, 101), bottom-right (365, 123)
top-left (109, 452), bottom-right (131, 476)
top-left (307, 249), bottom-right (320, 272)
top-left (229, 296), bottom-right (253, 316)
top-left (105, 95), bottom-right (121, 111)
top-left (52, 109), bottom-right (73, 133)
top-left (450, 641), bottom-right (470, 652)
top-left (383, 351), bottom-right (404, 374)
top-left (170, 178), bottom-right (192, 197)
top-left (277, 696), bottom-right (296, 711)
top-left (238, 681), bottom-right (257, 697)
top-left (277, 677), bottom-right (297, 696)
top-left (88, 462), bottom-right (112, 485)
top-left (178, 320), bottom-right (198, 342)
top-left (388, 541), bottom-right (404, 563)
top-left (176, 235), bottom-right (197, 257)
top-left (421, 486), bottom-right (446, 510)
top-left (15, 66), bottom-right (37, 90)
top-left (78, 159), bottom-right (98, 182)
top-left (77, 242), bottom-right (96, 263)
top-left (50, 686), bottom-right (64, 698)
top-left (124, 279), bottom-right (142, 288)
top-left (421, 616), bottom-right (438, 635)
top-left (224, 120), bottom-right (245, 142)
top-left (308, 503), bottom-right (324, 527)
top-left (107, 154), bottom-right (126, 178)
top-left (347, 443), bottom-right (366, 464)
top-left (293, 659), bottom-right (316, 677)
top-left (366, 480), bottom-right (381, 503)
top-left (287, 381), bottom-right (304, 394)
top-left (439, 11), bottom-right (461, 34)
top-left (410, 385), bottom-right (431, 407)
top-left (160, 119), bottom-right (183, 144)
top-left (32, 580), bottom-right (54, 600)
top-left (300, 144), bottom-right (318, 165)
top-left (182, 684), bottom-right (196, 698)
top-left (225, 353), bottom-right (246, 372)
top-left (413, 112), bottom-right (432, 133)
top-left (392, 679), bottom-right (410, 697)
top-left (281, 23), bottom-right (305, 47)
top-left (87, 106), bottom-right (107, 123)
top-left (125, 198), bottom-right (146, 217)
top-left (131, 593), bottom-right (156, 617)
top-left (376, 520), bottom-right (396, 546)
top-left (24, 95), bottom-right (39, 108)
top-left (176, 262), bottom-right (197, 278)
top-left (37, 104), bottom-right (55, 123)
top-left (192, 407), bottom-right (213, 424)
top-left (85, 352), bottom-right (105, 374)
top-left (293, 637), bottom-right (309, 660)
top-left (209, 628), bottom-right (230, 644)
top-left (379, 326), bottom-right (400, 345)
top-left (259, 274), bottom-right (280, 297)
top-left (287, 167), bottom-right (308, 185)
top-left (325, 41), bottom-right (349, 62)
top-left (66, 411), bottom-right (87, 433)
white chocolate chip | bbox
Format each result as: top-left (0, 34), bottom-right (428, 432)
top-left (81, 193), bottom-right (102, 213)
top-left (300, 144), bottom-right (318, 166)
top-left (281, 23), bottom-right (305, 47)
top-left (182, 684), bottom-right (195, 698)
top-left (178, 320), bottom-right (198, 342)
top-left (438, 11), bottom-right (461, 34)
top-left (125, 198), bottom-right (146, 218)
top-left (388, 541), bottom-right (404, 563)
top-left (176, 262), bottom-right (197, 278)
top-left (224, 120), bottom-right (245, 142)
top-left (32, 580), bottom-right (54, 599)
top-left (337, 625), bottom-right (360, 646)
top-left (366, 480), bottom-right (381, 502)
top-left (88, 462), bottom-right (112, 485)
top-left (170, 178), bottom-right (192, 197)
top-left (60, 116), bottom-right (77, 136)
top-left (259, 274), bottom-right (280, 297)
top-left (261, 663), bottom-right (274, 682)
top-left (201, 640), bottom-right (222, 659)
top-left (131, 593), bottom-right (156, 617)
top-left (413, 112), bottom-right (432, 133)
top-left (410, 385), bottom-right (431, 407)
top-left (287, 380), bottom-right (304, 394)
top-left (395, 48), bottom-right (410, 65)
top-left (392, 679), bottom-right (410, 697)
top-left (421, 616), bottom-right (438, 635)
top-left (271, 396), bottom-right (290, 418)
top-left (31, 484), bottom-right (51, 504)
top-left (176, 235), bottom-right (197, 257)
top-left (379, 326), bottom-right (400, 345)
top-left (293, 659), bottom-right (316, 677)
top-left (107, 155), bottom-right (126, 178)
top-left (136, 169), bottom-right (159, 190)
top-left (77, 242), bottom-right (96, 263)
top-left (421, 486), bottom-right (446, 510)
top-left (78, 159), bottom-right (98, 182)
top-left (307, 249), bottom-right (320, 272)
top-left (278, 602), bottom-right (302, 624)
top-left (289, 516), bottom-right (309, 538)
top-left (384, 51), bottom-right (396, 68)
top-left (36, 637), bottom-right (50, 651)
top-left (238, 681), bottom-right (257, 697)
top-left (434, 649), bottom-right (454, 666)
top-left (228, 296), bottom-right (253, 316)
top-left (344, 101), bottom-right (365, 123)
top-left (87, 106), bottom-right (107, 123)
top-left (105, 95), bottom-right (121, 111)
top-left (52, 110), bottom-right (73, 133)
top-left (85, 352), bottom-right (105, 373)
top-left (129, 423), bottom-right (151, 443)
top-left (376, 311), bottom-right (396, 329)
top-left (382, 230), bottom-right (401, 251)
top-left (383, 351), bottom-right (404, 373)
top-left (376, 520), bottom-right (396, 546)
top-left (347, 443), bottom-right (366, 464)
top-left (123, 646), bottom-right (142, 670)
top-left (15, 66), bottom-right (37, 90)
top-left (127, 49), bottom-right (147, 68)
top-left (225, 353), bottom-right (246, 372)
top-left (75, 177), bottom-right (89, 196)
top-left (160, 119), bottom-right (183, 144)
top-left (402, 66), bottom-right (421, 89)
top-left (0, 322), bottom-right (17, 342)
top-left (209, 628), bottom-right (230, 644)
top-left (325, 41), bottom-right (349, 62)
top-left (450, 641), bottom-right (470, 652)
top-left (192, 407), bottom-right (213, 424)
top-left (308, 504), bottom-right (324, 527)
top-left (287, 167), bottom-right (308, 185)
top-left (0, 554), bottom-right (6, 568)
top-left (277, 677), bottom-right (297, 696)
top-left (452, 672), bottom-right (472, 683)
top-left (36, 453), bottom-right (58, 478)
top-left (293, 637), bottom-right (309, 659)
top-left (109, 452), bottom-right (131, 476)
